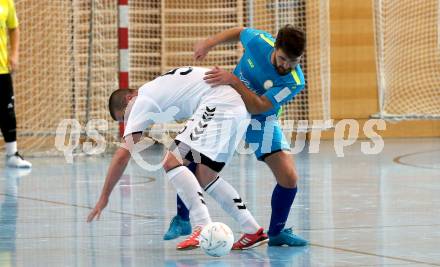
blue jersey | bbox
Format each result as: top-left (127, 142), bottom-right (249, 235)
top-left (233, 28), bottom-right (306, 116)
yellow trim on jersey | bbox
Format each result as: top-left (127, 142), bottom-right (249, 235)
top-left (259, 34), bottom-right (274, 47)
top-left (247, 58), bottom-right (254, 68)
top-left (291, 70), bottom-right (301, 85)
top-left (277, 106), bottom-right (283, 117)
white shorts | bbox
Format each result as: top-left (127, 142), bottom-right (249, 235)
top-left (173, 91), bottom-right (249, 169)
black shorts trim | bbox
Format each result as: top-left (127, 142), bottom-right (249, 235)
top-left (203, 176), bottom-right (220, 192)
top-left (123, 131), bottom-right (143, 138)
top-left (173, 140), bottom-right (225, 173)
top-left (258, 149), bottom-right (290, 162)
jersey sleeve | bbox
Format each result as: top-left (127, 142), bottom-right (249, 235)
top-left (123, 97), bottom-right (160, 138)
top-left (262, 83), bottom-right (305, 115)
top-left (239, 28), bottom-right (270, 47)
top-left (6, 0), bottom-right (19, 29)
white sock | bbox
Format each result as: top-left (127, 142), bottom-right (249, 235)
top-left (205, 177), bottom-right (260, 234)
top-left (6, 142), bottom-right (17, 156)
top-left (166, 166), bottom-right (211, 227)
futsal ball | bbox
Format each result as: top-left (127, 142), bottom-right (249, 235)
top-left (199, 222), bottom-right (234, 257)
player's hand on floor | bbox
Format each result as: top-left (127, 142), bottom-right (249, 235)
top-left (87, 197), bottom-right (108, 222)
top-left (204, 66), bottom-right (235, 87)
top-left (194, 40), bottom-right (211, 61)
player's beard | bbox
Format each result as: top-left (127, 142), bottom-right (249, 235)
top-left (273, 57), bottom-right (291, 75)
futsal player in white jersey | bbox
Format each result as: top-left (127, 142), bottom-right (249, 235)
top-left (87, 66), bottom-right (268, 250)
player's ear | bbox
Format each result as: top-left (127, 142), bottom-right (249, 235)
top-left (125, 91), bottom-right (136, 103)
top-left (124, 94), bottom-right (131, 103)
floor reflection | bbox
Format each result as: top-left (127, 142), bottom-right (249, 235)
top-left (0, 168), bottom-right (31, 267)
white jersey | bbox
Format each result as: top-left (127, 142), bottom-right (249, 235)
top-left (123, 66), bottom-right (250, 164)
top-left (124, 66), bottom-right (242, 137)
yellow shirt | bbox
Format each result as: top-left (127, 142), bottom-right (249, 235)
top-left (0, 0), bottom-right (18, 74)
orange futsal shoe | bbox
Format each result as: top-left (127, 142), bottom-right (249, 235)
top-left (176, 226), bottom-right (202, 250)
top-left (232, 228), bottom-right (269, 250)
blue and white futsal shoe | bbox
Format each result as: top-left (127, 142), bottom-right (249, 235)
top-left (268, 228), bottom-right (308, 246)
top-left (163, 215), bottom-right (192, 240)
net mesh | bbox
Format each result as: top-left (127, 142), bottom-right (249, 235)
top-left (12, 0), bottom-right (119, 156)
top-left (9, 0), bottom-right (330, 156)
top-left (373, 0), bottom-right (440, 119)
top-left (130, 0), bottom-right (331, 127)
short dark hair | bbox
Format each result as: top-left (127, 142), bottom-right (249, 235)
top-left (275, 24), bottom-right (306, 60)
top-left (108, 89), bottom-right (136, 121)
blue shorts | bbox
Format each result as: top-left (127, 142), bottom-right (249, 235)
top-left (245, 114), bottom-right (290, 161)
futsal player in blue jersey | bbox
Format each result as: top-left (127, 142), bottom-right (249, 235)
top-left (165, 25), bottom-right (308, 249)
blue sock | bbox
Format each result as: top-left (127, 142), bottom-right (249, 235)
top-left (268, 184), bottom-right (297, 237)
top-left (176, 195), bottom-right (189, 221)
top-left (176, 162), bottom-right (196, 221)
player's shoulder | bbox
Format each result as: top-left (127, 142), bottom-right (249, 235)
top-left (242, 27), bottom-right (271, 36)
top-left (0, 0), bottom-right (7, 10)
top-left (292, 64), bottom-right (305, 85)
top-left (2, 0), bottom-right (14, 10)
top-left (241, 28), bottom-right (275, 46)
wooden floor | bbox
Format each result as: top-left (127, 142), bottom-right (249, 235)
top-left (0, 138), bottom-right (439, 266)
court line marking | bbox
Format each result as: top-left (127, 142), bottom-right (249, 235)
top-left (120, 176), bottom-right (156, 186)
top-left (300, 223), bottom-right (440, 231)
top-left (393, 149), bottom-right (440, 170)
top-left (75, 175), bottom-right (156, 185)
top-left (4, 233), bottom-right (162, 240)
top-left (0, 192), bottom-right (156, 220)
top-left (2, 192), bottom-right (440, 230)
top-left (2, 192), bottom-right (440, 266)
top-left (311, 243), bottom-right (440, 266)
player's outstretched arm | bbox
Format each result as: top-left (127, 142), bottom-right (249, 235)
top-left (87, 147), bottom-right (131, 222)
top-left (87, 133), bottom-right (141, 222)
top-left (194, 27), bottom-right (244, 61)
top-left (204, 67), bottom-right (273, 114)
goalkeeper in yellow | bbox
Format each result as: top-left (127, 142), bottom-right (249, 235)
top-left (0, 0), bottom-right (31, 167)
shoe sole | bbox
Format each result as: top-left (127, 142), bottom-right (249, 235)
top-left (163, 235), bottom-right (178, 241)
top-left (268, 241), bottom-right (308, 247)
top-left (176, 244), bottom-right (200, 250)
top-left (232, 237), bottom-right (269, 250)
top-left (163, 222), bottom-right (191, 240)
top-left (163, 231), bottom-right (191, 240)
top-left (7, 165), bottom-right (32, 168)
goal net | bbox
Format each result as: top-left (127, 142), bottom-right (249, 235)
top-left (130, 0), bottom-right (331, 129)
top-left (9, 0), bottom-right (330, 156)
top-left (373, 0), bottom-right (440, 120)
top-left (12, 0), bottom-right (119, 156)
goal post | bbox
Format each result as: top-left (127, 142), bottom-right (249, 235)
top-left (373, 0), bottom-right (440, 120)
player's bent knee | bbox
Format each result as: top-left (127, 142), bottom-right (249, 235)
top-left (278, 178), bottom-right (297, 189)
top-left (196, 164), bottom-right (219, 188)
top-left (276, 169), bottom-right (298, 189)
top-left (162, 152), bottom-right (183, 172)
top-left (285, 175), bottom-right (298, 188)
